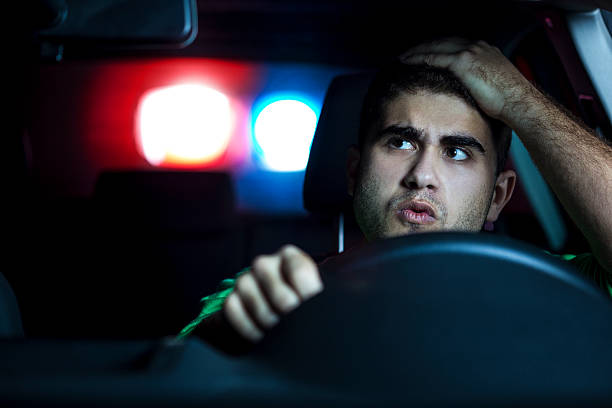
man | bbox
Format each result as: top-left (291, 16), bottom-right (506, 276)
top-left (179, 38), bottom-right (612, 353)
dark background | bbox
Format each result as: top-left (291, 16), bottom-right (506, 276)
top-left (4, 0), bottom-right (610, 339)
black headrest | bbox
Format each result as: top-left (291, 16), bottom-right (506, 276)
top-left (94, 171), bottom-right (236, 232)
top-left (303, 73), bottom-right (374, 215)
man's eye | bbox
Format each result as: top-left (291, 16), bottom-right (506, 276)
top-left (446, 147), bottom-right (469, 161)
top-left (388, 137), bottom-right (416, 150)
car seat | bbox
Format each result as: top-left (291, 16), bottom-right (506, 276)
top-left (0, 272), bottom-right (24, 338)
top-left (303, 73), bottom-right (373, 252)
top-left (88, 170), bottom-right (243, 337)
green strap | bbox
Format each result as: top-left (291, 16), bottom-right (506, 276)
top-left (176, 271), bottom-right (244, 338)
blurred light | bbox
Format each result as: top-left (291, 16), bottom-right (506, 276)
top-left (253, 99), bottom-right (318, 171)
top-left (136, 84), bottom-right (233, 167)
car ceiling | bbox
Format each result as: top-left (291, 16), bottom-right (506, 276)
top-left (30, 0), bottom-right (611, 66)
top-left (188, 0), bottom-right (612, 66)
top-left (191, 0), bottom-right (531, 66)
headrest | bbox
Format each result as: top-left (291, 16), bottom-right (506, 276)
top-left (303, 73), bottom-right (374, 215)
top-left (94, 171), bottom-right (236, 232)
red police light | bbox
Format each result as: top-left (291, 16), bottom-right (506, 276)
top-left (136, 84), bottom-right (234, 167)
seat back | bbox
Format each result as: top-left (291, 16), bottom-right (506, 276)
top-left (87, 171), bottom-right (243, 337)
top-left (303, 73), bottom-right (374, 251)
top-left (303, 73), bottom-right (373, 216)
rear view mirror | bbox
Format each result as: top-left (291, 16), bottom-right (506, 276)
top-left (33, 0), bottom-right (197, 50)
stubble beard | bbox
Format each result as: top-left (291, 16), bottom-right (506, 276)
top-left (352, 167), bottom-right (495, 241)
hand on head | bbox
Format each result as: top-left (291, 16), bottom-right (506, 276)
top-left (399, 37), bottom-right (533, 121)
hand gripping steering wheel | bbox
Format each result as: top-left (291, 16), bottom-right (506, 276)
top-left (247, 232), bottom-right (612, 406)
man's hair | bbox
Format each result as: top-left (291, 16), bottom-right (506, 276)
top-left (358, 63), bottom-right (512, 175)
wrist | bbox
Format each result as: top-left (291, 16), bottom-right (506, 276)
top-left (499, 80), bottom-right (545, 129)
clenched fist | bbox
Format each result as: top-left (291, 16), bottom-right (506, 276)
top-left (223, 245), bottom-right (324, 342)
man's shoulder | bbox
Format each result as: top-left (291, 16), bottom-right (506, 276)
top-left (547, 251), bottom-right (594, 267)
top-left (547, 251), bottom-right (611, 298)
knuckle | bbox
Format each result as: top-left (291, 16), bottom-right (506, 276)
top-left (223, 293), bottom-right (241, 316)
top-left (287, 264), bottom-right (322, 298)
top-left (287, 260), bottom-right (316, 281)
top-left (280, 245), bottom-right (311, 264)
top-left (249, 295), bottom-right (278, 328)
top-left (279, 244), bottom-right (299, 255)
top-left (222, 294), bottom-right (263, 342)
top-left (235, 274), bottom-right (255, 293)
top-left (235, 272), bottom-right (285, 326)
top-left (252, 254), bottom-right (277, 273)
top-left (251, 255), bottom-right (268, 270)
top-left (258, 309), bottom-right (280, 328)
top-left (235, 277), bottom-right (264, 312)
top-left (274, 290), bottom-right (300, 313)
top-left (253, 264), bottom-right (276, 282)
top-left (224, 293), bottom-right (263, 342)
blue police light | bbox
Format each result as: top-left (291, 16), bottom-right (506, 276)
top-left (252, 97), bottom-right (319, 172)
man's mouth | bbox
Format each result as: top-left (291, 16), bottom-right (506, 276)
top-left (396, 200), bottom-right (437, 225)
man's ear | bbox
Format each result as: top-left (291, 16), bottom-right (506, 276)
top-left (346, 145), bottom-right (361, 197)
top-left (486, 169), bottom-right (517, 222)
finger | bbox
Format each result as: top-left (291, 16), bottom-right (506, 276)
top-left (252, 254), bottom-right (300, 314)
top-left (223, 292), bottom-right (264, 342)
top-left (280, 245), bottom-right (323, 301)
top-left (400, 52), bottom-right (457, 70)
top-left (234, 273), bottom-right (280, 329)
top-left (399, 37), bottom-right (471, 60)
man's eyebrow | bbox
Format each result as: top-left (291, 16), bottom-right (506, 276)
top-left (440, 135), bottom-right (486, 155)
top-left (376, 125), bottom-right (486, 154)
top-left (376, 125), bottom-right (424, 141)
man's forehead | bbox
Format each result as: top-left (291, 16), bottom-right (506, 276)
top-left (378, 91), bottom-right (492, 146)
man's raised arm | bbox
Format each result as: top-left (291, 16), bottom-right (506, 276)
top-left (401, 38), bottom-right (612, 273)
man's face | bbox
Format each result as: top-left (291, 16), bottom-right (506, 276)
top-left (349, 91), bottom-right (511, 241)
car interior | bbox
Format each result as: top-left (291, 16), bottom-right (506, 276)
top-left (2, 0), bottom-right (612, 406)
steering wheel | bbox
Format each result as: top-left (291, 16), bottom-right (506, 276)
top-left (1, 233), bottom-right (611, 406)
top-left (247, 232), bottom-right (612, 405)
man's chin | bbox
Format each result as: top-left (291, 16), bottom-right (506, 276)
top-left (384, 222), bottom-right (444, 238)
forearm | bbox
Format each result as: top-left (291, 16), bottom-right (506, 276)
top-left (502, 85), bottom-right (612, 271)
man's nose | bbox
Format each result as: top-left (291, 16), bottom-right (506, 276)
top-left (402, 149), bottom-right (439, 191)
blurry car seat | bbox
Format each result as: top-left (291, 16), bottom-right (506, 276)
top-left (304, 73), bottom-right (374, 252)
top-left (304, 73), bottom-right (372, 217)
top-left (90, 171), bottom-right (243, 338)
top-left (0, 272), bottom-right (24, 338)
top-left (3, 193), bottom-right (108, 338)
